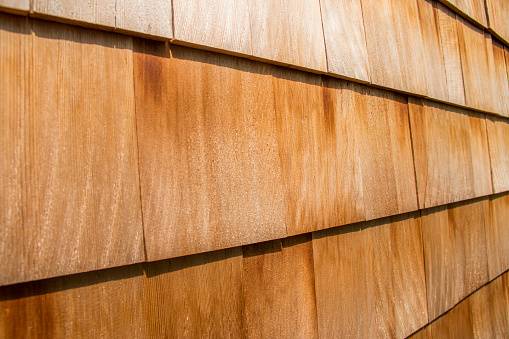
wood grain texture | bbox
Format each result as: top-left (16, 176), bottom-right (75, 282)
top-left (420, 198), bottom-right (489, 321)
top-left (436, 3), bottom-right (466, 105)
top-left (408, 98), bottom-right (492, 209)
top-left (143, 248), bottom-right (244, 338)
top-left (486, 0), bottom-right (509, 44)
top-left (430, 296), bottom-right (475, 338)
top-left (173, 0), bottom-right (252, 55)
top-left (487, 38), bottom-right (509, 117)
top-left (242, 235), bottom-right (318, 339)
top-left (361, 0), bottom-right (428, 95)
top-left (32, 0), bottom-right (115, 27)
top-left (417, 0), bottom-right (448, 102)
top-left (486, 116), bottom-right (509, 193)
top-left (457, 17), bottom-right (497, 113)
top-left (319, 0), bottom-right (370, 81)
top-left (0, 265), bottom-right (146, 338)
top-left (486, 193), bottom-right (509, 280)
top-left (249, 0), bottom-right (327, 71)
top-left (359, 87), bottom-right (418, 220)
top-left (115, 0), bottom-right (173, 38)
top-left (0, 0), bottom-right (29, 13)
top-left (134, 41), bottom-right (286, 261)
top-left (274, 72), bottom-right (365, 235)
top-left (438, 0), bottom-right (487, 26)
top-left (312, 213), bottom-right (427, 338)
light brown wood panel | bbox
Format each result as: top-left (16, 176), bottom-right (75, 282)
top-left (486, 116), bottom-right (509, 193)
top-left (421, 198), bottom-right (489, 321)
top-left (486, 192), bottom-right (509, 280)
top-left (361, 0), bottom-right (428, 95)
top-left (0, 265), bottom-right (146, 338)
top-left (312, 213), bottom-right (427, 338)
top-left (115, 0), bottom-right (173, 38)
top-left (409, 325), bottom-right (433, 339)
top-left (470, 273), bottom-right (509, 338)
top-left (438, 0), bottom-right (487, 26)
top-left (359, 87), bottom-right (418, 220)
top-left (0, 0), bottom-right (29, 13)
top-left (430, 297), bottom-right (475, 338)
top-left (487, 38), bottom-right (509, 117)
top-left (274, 72), bottom-right (365, 235)
top-left (242, 235), bottom-right (318, 338)
top-left (457, 17), bottom-right (497, 113)
top-left (173, 0), bottom-right (252, 55)
top-left (134, 41), bottom-right (286, 261)
top-left (408, 98), bottom-right (492, 209)
top-left (319, 0), bottom-right (370, 82)
top-left (417, 0), bottom-right (448, 101)
top-left (486, 0), bottom-right (509, 44)
top-left (249, 0), bottom-right (327, 71)
top-left (436, 3), bottom-right (466, 105)
top-left (0, 14), bottom-right (29, 287)
top-left (143, 248), bottom-right (244, 338)
top-left (32, 0), bottom-right (115, 27)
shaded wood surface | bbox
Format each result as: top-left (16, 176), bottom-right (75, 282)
top-left (242, 235), bottom-right (318, 338)
top-left (32, 0), bottom-right (115, 27)
top-left (488, 38), bottom-right (509, 117)
top-left (312, 213), bottom-right (427, 338)
top-left (115, 0), bottom-right (173, 38)
top-left (438, 0), bottom-right (487, 26)
top-left (486, 116), bottom-right (509, 193)
top-left (430, 297), bottom-right (475, 338)
top-left (420, 198), bottom-right (489, 321)
top-left (486, 0), bottom-right (509, 44)
top-left (361, 0), bottom-right (428, 95)
top-left (134, 41), bottom-right (286, 261)
top-left (319, 0), bottom-right (370, 81)
top-left (486, 193), bottom-right (509, 280)
top-left (0, 0), bottom-right (29, 12)
top-left (408, 98), bottom-right (492, 209)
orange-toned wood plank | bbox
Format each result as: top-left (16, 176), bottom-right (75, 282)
top-left (421, 198), bottom-right (489, 321)
top-left (430, 297), bottom-right (475, 338)
top-left (486, 116), bottom-right (509, 193)
top-left (408, 98), bottom-right (491, 209)
top-left (417, 0), bottom-right (448, 102)
top-left (134, 41), bottom-right (286, 261)
top-left (115, 0), bottom-right (173, 38)
top-left (436, 3), bottom-right (466, 106)
top-left (486, 0), bottom-right (509, 44)
top-left (438, 0), bottom-right (487, 26)
top-left (312, 213), bottom-right (427, 338)
top-left (0, 265), bottom-right (146, 338)
top-left (32, 0), bottom-right (115, 27)
top-left (242, 235), bottom-right (318, 338)
top-left (361, 0), bottom-right (428, 95)
top-left (319, 0), bottom-right (370, 81)
top-left (486, 192), bottom-right (509, 280)
top-left (274, 73), bottom-right (364, 235)
top-left (486, 38), bottom-right (509, 117)
top-left (143, 248), bottom-right (244, 338)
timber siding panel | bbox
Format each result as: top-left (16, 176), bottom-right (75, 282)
top-left (488, 38), bottom-right (509, 117)
top-left (115, 0), bottom-right (173, 38)
top-left (0, 0), bottom-right (29, 13)
top-left (274, 73), bottom-right (365, 235)
top-left (242, 235), bottom-right (319, 339)
top-left (486, 116), bottom-right (509, 193)
top-left (420, 198), bottom-right (489, 321)
top-left (360, 0), bottom-right (428, 95)
top-left (408, 98), bottom-right (492, 209)
top-left (438, 0), bottom-right (487, 26)
top-left (486, 193), bottom-right (509, 280)
top-left (486, 0), bottom-right (509, 44)
top-left (0, 265), bottom-right (146, 338)
top-left (32, 0), bottom-right (115, 27)
top-left (134, 41), bottom-right (286, 261)
top-left (143, 248), bottom-right (244, 338)
top-left (319, 0), bottom-right (370, 81)
top-left (312, 213), bottom-right (427, 338)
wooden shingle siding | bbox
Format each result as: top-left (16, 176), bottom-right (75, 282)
top-left (488, 38), bottom-right (509, 118)
top-left (115, 0), bottom-right (173, 39)
top-left (0, 0), bottom-right (28, 13)
top-left (438, 0), bottom-right (487, 27)
top-left (486, 192), bottom-right (509, 280)
top-left (486, 116), bottom-right (509, 193)
top-left (32, 0), bottom-right (116, 27)
top-left (485, 0), bottom-right (509, 44)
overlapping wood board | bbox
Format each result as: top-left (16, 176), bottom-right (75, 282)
top-left (312, 213), bottom-right (427, 338)
top-left (134, 40), bottom-right (286, 261)
top-left (439, 0), bottom-right (487, 26)
top-left (486, 116), bottom-right (509, 193)
top-left (0, 0), bottom-right (29, 13)
top-left (408, 98), bottom-right (492, 209)
top-left (485, 0), bottom-right (509, 44)
top-left (420, 198), bottom-right (489, 321)
top-left (486, 193), bottom-right (509, 280)
top-left (487, 38), bottom-right (509, 117)
top-left (32, 0), bottom-right (116, 27)
top-left (115, 0), bottom-right (173, 38)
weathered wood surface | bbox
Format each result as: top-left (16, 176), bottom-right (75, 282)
top-left (134, 41), bottom-right (286, 261)
top-left (115, 0), bottom-right (173, 38)
top-left (0, 265), bottom-right (146, 338)
top-left (457, 17), bottom-right (497, 113)
top-left (487, 38), bottom-right (509, 117)
top-left (417, 0), bottom-right (448, 102)
top-left (0, 0), bottom-right (29, 13)
top-left (242, 235), bottom-right (319, 338)
top-left (486, 0), bottom-right (509, 44)
top-left (361, 0), bottom-right (428, 95)
top-left (438, 0), bottom-right (487, 26)
top-left (486, 116), bottom-right (509, 193)
top-left (312, 213), bottom-right (427, 338)
top-left (486, 193), bottom-right (509, 280)
top-left (430, 297), bottom-right (475, 338)
top-left (143, 248), bottom-right (244, 338)
top-left (32, 0), bottom-right (116, 27)
top-left (420, 198), bottom-right (489, 321)
top-left (319, 0), bottom-right (370, 81)
top-left (1, 18), bottom-right (145, 286)
top-left (436, 3), bottom-right (466, 106)
top-left (408, 98), bottom-right (492, 209)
